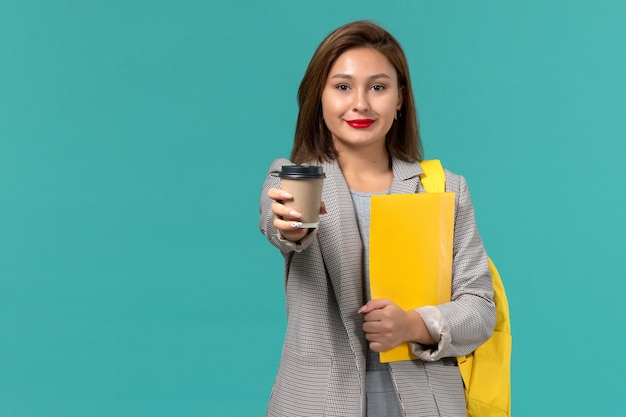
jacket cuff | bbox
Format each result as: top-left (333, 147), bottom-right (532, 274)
top-left (409, 306), bottom-right (452, 361)
top-left (275, 228), bottom-right (318, 253)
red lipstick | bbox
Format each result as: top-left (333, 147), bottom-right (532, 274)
top-left (346, 119), bottom-right (375, 128)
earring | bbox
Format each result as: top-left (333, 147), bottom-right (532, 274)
top-left (395, 109), bottom-right (402, 120)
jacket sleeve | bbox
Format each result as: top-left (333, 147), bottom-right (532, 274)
top-left (259, 158), bottom-right (318, 255)
top-left (411, 172), bottom-right (496, 360)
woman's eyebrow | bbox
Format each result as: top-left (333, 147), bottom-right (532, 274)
top-left (330, 73), bottom-right (392, 80)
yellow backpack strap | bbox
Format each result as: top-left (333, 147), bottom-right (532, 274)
top-left (419, 159), bottom-right (445, 193)
top-left (421, 158), bottom-right (511, 416)
top-left (419, 159), bottom-right (472, 398)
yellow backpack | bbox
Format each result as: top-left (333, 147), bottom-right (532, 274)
top-left (420, 160), bottom-right (512, 417)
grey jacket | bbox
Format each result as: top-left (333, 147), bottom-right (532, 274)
top-left (259, 157), bottom-right (495, 417)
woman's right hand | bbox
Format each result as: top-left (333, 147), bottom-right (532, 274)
top-left (267, 188), bottom-right (326, 242)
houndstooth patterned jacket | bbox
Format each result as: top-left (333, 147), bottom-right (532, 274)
top-left (259, 157), bottom-right (495, 417)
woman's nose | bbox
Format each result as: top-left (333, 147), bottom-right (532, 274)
top-left (352, 89), bottom-right (368, 112)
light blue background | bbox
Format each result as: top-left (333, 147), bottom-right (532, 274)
top-left (1, 0), bottom-right (625, 415)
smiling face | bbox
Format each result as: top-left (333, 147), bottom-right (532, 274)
top-left (321, 47), bottom-right (402, 155)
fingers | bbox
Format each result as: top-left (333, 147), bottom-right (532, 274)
top-left (362, 324), bottom-right (394, 353)
top-left (268, 188), bottom-right (302, 222)
top-left (268, 189), bottom-right (328, 217)
top-left (367, 342), bottom-right (385, 353)
top-left (359, 299), bottom-right (393, 337)
top-left (268, 188), bottom-right (327, 234)
top-left (359, 300), bottom-right (407, 352)
top-left (357, 298), bottom-right (392, 314)
top-left (272, 201), bottom-right (302, 224)
top-left (272, 203), bottom-right (307, 240)
top-left (267, 188), bottom-right (307, 241)
top-left (320, 201), bottom-right (327, 215)
top-left (267, 188), bottom-right (293, 202)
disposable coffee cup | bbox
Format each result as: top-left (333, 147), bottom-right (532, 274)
top-left (278, 165), bottom-right (326, 228)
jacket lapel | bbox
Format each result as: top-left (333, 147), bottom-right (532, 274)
top-left (316, 158), bottom-right (424, 370)
top-left (391, 158), bottom-right (423, 194)
top-left (317, 159), bottom-right (368, 369)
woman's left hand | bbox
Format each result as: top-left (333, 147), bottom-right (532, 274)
top-left (358, 299), bottom-right (435, 352)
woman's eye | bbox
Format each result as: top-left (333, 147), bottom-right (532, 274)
top-left (336, 84), bottom-right (349, 91)
top-left (372, 85), bottom-right (386, 91)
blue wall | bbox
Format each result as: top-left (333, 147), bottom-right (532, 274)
top-left (2, 0), bottom-right (625, 415)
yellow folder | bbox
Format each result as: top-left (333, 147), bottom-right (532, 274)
top-left (369, 192), bottom-right (455, 363)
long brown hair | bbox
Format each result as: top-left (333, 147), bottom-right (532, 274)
top-left (291, 20), bottom-right (423, 164)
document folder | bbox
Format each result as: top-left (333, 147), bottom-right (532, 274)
top-left (369, 192), bottom-right (455, 363)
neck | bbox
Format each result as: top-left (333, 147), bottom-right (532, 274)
top-left (336, 146), bottom-right (393, 192)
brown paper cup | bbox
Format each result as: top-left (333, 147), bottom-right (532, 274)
top-left (278, 165), bottom-right (325, 228)
top-left (280, 178), bottom-right (324, 228)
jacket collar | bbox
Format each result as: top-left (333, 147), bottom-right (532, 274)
top-left (390, 157), bottom-right (423, 194)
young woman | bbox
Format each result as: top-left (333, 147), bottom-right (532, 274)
top-left (259, 20), bottom-right (495, 417)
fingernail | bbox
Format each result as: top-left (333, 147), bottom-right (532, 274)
top-left (281, 192), bottom-right (293, 199)
top-left (288, 210), bottom-right (301, 217)
top-left (291, 222), bottom-right (303, 228)
top-left (357, 306), bottom-right (366, 314)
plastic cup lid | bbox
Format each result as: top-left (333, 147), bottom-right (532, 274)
top-left (278, 164), bottom-right (326, 179)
